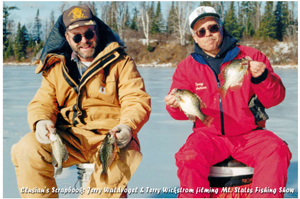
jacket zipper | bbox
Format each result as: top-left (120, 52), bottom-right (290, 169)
top-left (74, 53), bottom-right (117, 125)
top-left (207, 65), bottom-right (225, 135)
top-left (217, 80), bottom-right (225, 135)
top-left (60, 46), bottom-right (122, 126)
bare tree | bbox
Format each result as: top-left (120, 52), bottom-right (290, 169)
top-left (254, 2), bottom-right (261, 31)
top-left (214, 1), bottom-right (225, 20)
top-left (80, 1), bottom-right (97, 16)
top-left (173, 1), bottom-right (193, 45)
top-left (139, 2), bottom-right (150, 46)
top-left (113, 2), bottom-right (129, 41)
top-left (45, 19), bottom-right (49, 41)
top-left (286, 2), bottom-right (297, 41)
top-left (49, 10), bottom-right (55, 30)
top-left (291, 1), bottom-right (294, 23)
top-left (60, 2), bottom-right (66, 14)
top-left (99, 2), bottom-right (110, 24)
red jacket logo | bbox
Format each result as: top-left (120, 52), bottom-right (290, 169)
top-left (195, 82), bottom-right (207, 90)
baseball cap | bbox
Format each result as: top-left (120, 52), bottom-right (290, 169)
top-left (63, 5), bottom-right (96, 31)
top-left (189, 6), bottom-right (220, 29)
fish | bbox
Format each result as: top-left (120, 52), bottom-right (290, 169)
top-left (99, 131), bottom-right (119, 180)
top-left (49, 130), bottom-right (69, 178)
top-left (171, 88), bottom-right (213, 127)
top-left (218, 58), bottom-right (249, 98)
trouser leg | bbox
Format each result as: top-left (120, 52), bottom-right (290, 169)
top-left (11, 128), bottom-right (89, 198)
top-left (230, 130), bottom-right (292, 198)
top-left (80, 139), bottom-right (142, 198)
top-left (175, 131), bottom-right (232, 198)
top-left (11, 132), bottom-right (59, 198)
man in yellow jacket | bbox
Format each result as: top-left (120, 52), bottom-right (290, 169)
top-left (11, 5), bottom-right (151, 198)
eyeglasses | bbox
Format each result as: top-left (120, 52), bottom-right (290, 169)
top-left (69, 29), bottom-right (95, 43)
top-left (195, 24), bottom-right (220, 38)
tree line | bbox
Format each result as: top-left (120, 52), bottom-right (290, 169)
top-left (3, 1), bottom-right (298, 62)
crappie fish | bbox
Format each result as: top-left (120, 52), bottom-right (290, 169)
top-left (50, 130), bottom-right (68, 178)
top-left (171, 88), bottom-right (213, 127)
top-left (99, 131), bottom-right (119, 178)
top-left (218, 58), bottom-right (249, 98)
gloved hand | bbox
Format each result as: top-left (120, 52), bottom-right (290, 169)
top-left (35, 120), bottom-right (55, 144)
top-left (110, 124), bottom-right (132, 149)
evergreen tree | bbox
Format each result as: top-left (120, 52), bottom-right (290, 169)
top-left (3, 4), bottom-right (18, 52)
top-left (4, 40), bottom-right (14, 59)
top-left (166, 1), bottom-right (176, 35)
top-left (27, 34), bottom-right (35, 48)
top-left (124, 6), bottom-right (131, 28)
top-left (275, 1), bottom-right (289, 41)
top-left (224, 2), bottom-right (242, 40)
top-left (240, 2), bottom-right (255, 37)
top-left (148, 1), bottom-right (155, 33)
top-left (130, 7), bottom-right (139, 31)
top-left (151, 1), bottom-right (164, 34)
top-left (22, 25), bottom-right (29, 47)
top-left (33, 9), bottom-right (42, 44)
top-left (257, 2), bottom-right (276, 40)
top-left (14, 23), bottom-right (28, 61)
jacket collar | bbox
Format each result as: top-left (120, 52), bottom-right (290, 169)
top-left (192, 46), bottom-right (240, 65)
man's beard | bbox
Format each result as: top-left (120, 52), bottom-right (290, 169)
top-left (71, 40), bottom-right (98, 60)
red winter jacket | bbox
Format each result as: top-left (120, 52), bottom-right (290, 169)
top-left (166, 45), bottom-right (285, 136)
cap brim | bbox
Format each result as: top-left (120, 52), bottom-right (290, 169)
top-left (190, 13), bottom-right (220, 29)
top-left (68, 20), bottom-right (96, 30)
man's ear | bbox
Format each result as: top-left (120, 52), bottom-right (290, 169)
top-left (65, 32), bottom-right (71, 43)
top-left (192, 35), bottom-right (198, 44)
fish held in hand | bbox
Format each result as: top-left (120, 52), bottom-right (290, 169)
top-left (50, 130), bottom-right (68, 178)
top-left (171, 88), bottom-right (213, 127)
top-left (99, 131), bottom-right (119, 181)
top-left (218, 58), bottom-right (249, 98)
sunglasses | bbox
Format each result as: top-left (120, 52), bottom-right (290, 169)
top-left (195, 24), bottom-right (220, 38)
top-left (69, 29), bottom-right (95, 43)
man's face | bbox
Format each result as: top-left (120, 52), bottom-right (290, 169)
top-left (192, 17), bottom-right (223, 57)
top-left (65, 25), bottom-right (98, 62)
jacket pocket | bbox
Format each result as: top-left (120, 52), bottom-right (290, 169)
top-left (86, 74), bottom-right (117, 104)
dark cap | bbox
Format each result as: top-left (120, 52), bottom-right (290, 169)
top-left (63, 5), bottom-right (96, 31)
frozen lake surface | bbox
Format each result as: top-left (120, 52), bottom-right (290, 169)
top-left (3, 66), bottom-right (298, 198)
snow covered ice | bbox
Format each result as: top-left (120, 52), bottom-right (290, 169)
top-left (3, 65), bottom-right (298, 198)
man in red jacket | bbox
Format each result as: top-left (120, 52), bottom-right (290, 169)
top-left (164, 6), bottom-right (291, 198)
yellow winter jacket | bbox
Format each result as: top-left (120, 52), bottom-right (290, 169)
top-left (28, 42), bottom-right (151, 142)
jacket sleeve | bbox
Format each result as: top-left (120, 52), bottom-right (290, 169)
top-left (250, 51), bottom-right (286, 108)
top-left (118, 56), bottom-right (151, 136)
top-left (27, 68), bottom-right (59, 132)
top-left (166, 61), bottom-right (192, 120)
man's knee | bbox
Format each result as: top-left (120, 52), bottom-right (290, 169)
top-left (11, 132), bottom-right (52, 169)
top-left (259, 138), bottom-right (292, 165)
top-left (175, 147), bottom-right (209, 169)
top-left (274, 141), bottom-right (292, 163)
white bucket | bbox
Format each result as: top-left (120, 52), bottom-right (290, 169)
top-left (208, 159), bottom-right (254, 187)
top-left (75, 163), bottom-right (95, 189)
top-left (209, 166), bottom-right (254, 177)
